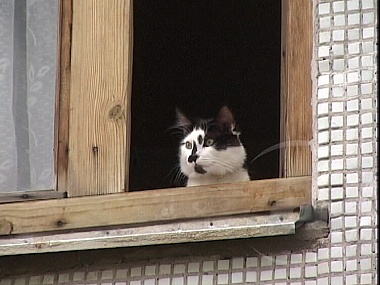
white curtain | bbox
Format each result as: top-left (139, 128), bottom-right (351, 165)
top-left (0, 0), bottom-right (58, 192)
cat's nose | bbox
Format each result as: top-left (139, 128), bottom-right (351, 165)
top-left (188, 154), bottom-right (199, 163)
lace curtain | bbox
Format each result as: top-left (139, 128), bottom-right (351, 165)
top-left (0, 0), bottom-right (58, 192)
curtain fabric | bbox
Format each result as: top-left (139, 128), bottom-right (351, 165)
top-left (0, 0), bottom-right (58, 192)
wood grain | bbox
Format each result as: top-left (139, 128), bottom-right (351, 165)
top-left (0, 176), bottom-right (311, 235)
top-left (280, 0), bottom-right (313, 178)
top-left (67, 0), bottom-right (133, 196)
top-left (0, 190), bottom-right (66, 204)
top-left (56, 0), bottom-right (72, 192)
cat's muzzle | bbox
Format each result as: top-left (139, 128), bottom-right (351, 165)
top-left (194, 164), bottom-right (206, 174)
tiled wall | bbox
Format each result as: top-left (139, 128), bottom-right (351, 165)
top-left (0, 0), bottom-right (377, 284)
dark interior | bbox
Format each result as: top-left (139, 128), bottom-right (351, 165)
top-left (130, 0), bottom-right (281, 191)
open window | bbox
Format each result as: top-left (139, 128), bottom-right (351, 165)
top-left (0, 0), bottom-right (313, 255)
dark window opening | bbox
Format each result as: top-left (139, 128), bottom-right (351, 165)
top-left (130, 0), bottom-right (281, 191)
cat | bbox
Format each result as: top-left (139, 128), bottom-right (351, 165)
top-left (175, 106), bottom-right (250, 187)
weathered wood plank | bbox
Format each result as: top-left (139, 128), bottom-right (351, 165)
top-left (56, 0), bottom-right (72, 192)
top-left (280, 0), bottom-right (313, 178)
top-left (0, 212), bottom-right (298, 256)
top-left (67, 0), bottom-right (132, 196)
top-left (0, 176), bottom-right (311, 236)
top-left (0, 190), bottom-right (66, 204)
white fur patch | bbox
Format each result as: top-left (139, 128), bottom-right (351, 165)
top-left (179, 128), bottom-right (250, 186)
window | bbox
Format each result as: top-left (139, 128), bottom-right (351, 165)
top-left (0, 0), bottom-right (313, 253)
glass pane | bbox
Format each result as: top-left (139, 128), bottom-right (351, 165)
top-left (0, 0), bottom-right (59, 192)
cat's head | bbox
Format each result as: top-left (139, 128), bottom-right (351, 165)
top-left (175, 106), bottom-right (247, 180)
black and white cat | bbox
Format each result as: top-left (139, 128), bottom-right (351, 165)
top-left (176, 106), bottom-right (250, 186)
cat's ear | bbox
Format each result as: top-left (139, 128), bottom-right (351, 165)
top-left (175, 108), bottom-right (192, 131)
top-left (215, 106), bottom-right (235, 129)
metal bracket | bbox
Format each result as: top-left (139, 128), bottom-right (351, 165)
top-left (295, 204), bottom-right (329, 228)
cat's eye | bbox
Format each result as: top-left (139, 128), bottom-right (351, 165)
top-left (185, 141), bottom-right (192, 149)
top-left (205, 138), bottom-right (214, 146)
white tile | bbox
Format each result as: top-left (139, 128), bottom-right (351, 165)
top-left (172, 277), bottom-right (184, 285)
top-left (173, 264), bottom-right (186, 274)
top-left (346, 143), bottom-right (359, 155)
top-left (332, 29), bottom-right (345, 41)
top-left (345, 201), bottom-right (357, 213)
top-left (346, 245), bottom-right (358, 257)
top-left (361, 127), bottom-right (373, 139)
top-left (347, 114), bottom-right (359, 127)
top-left (331, 144), bottom-right (343, 156)
top-left (144, 279), bottom-right (155, 285)
top-left (319, 32), bottom-right (331, 44)
top-left (318, 3), bottom-right (330, 14)
top-left (346, 128), bottom-right (359, 140)
top-left (331, 217), bottom-right (343, 230)
top-left (363, 27), bottom-right (375, 39)
top-left (188, 262), bottom-right (200, 272)
top-left (318, 174), bottom-right (329, 187)
top-left (332, 101), bottom-right (344, 112)
top-left (331, 260), bottom-right (343, 272)
top-left (231, 272), bottom-right (242, 283)
top-left (346, 274), bottom-right (358, 285)
top-left (348, 28), bottom-right (360, 40)
top-left (346, 157), bottom-right (358, 169)
top-left (347, 99), bottom-right (359, 112)
top-left (347, 0), bottom-right (359, 10)
top-left (318, 188), bottom-right (329, 201)
top-left (332, 44), bottom-right (344, 56)
top-left (317, 262), bottom-right (329, 275)
top-left (362, 186), bottom-right (374, 197)
top-left (319, 59), bottom-right (330, 72)
top-left (362, 0), bottom-right (374, 9)
top-left (318, 145), bottom-right (330, 158)
top-left (260, 270), bottom-right (272, 281)
top-left (360, 273), bottom-right (372, 284)
top-left (362, 171), bottom-right (374, 183)
top-left (348, 13), bottom-right (360, 25)
top-left (362, 41), bottom-right (374, 53)
top-left (333, 73), bottom-right (344, 85)
top-left (318, 131), bottom-right (329, 144)
top-left (361, 55), bottom-right (373, 67)
top-left (246, 257), bottom-right (258, 268)
top-left (159, 264), bottom-right (171, 275)
top-left (317, 102), bottom-right (329, 115)
top-left (289, 267), bottom-right (301, 279)
top-left (319, 17), bottom-right (331, 29)
top-left (361, 83), bottom-right (373, 94)
top-left (345, 216), bottom-right (357, 228)
top-left (318, 74), bottom-right (330, 86)
top-left (218, 274), bottom-right (229, 285)
top-left (330, 231), bottom-right (343, 243)
top-left (331, 173), bottom-right (343, 185)
top-left (231, 258), bottom-right (244, 269)
top-left (318, 117), bottom-right (329, 130)
top-left (331, 187), bottom-right (344, 200)
top-left (360, 200), bottom-right (372, 213)
top-left (346, 186), bottom-right (359, 198)
top-left (333, 1), bottom-right (345, 12)
top-left (318, 87), bottom-right (330, 99)
top-left (145, 265), bottom-right (156, 276)
top-left (330, 130), bottom-right (343, 143)
top-left (360, 216), bottom-right (372, 227)
top-left (331, 116), bottom-right (343, 127)
top-left (130, 267), bottom-right (142, 277)
top-left (290, 253), bottom-right (302, 264)
top-left (331, 159), bottom-right (343, 170)
top-left (318, 248), bottom-right (329, 260)
top-left (274, 268), bottom-right (287, 279)
top-left (361, 70), bottom-right (373, 81)
top-left (361, 113), bottom-right (373, 125)
top-left (346, 260), bottom-right (358, 271)
top-left (360, 243), bottom-right (372, 255)
top-left (347, 71), bottom-right (359, 83)
top-left (305, 265), bottom-right (317, 278)
top-left (332, 86), bottom-right (344, 97)
top-left (331, 201), bottom-right (343, 215)
top-left (318, 46), bottom-right (330, 58)
top-left (359, 258), bottom-right (372, 270)
top-left (201, 275), bottom-right (213, 285)
top-left (318, 160), bottom-right (329, 172)
top-left (347, 84), bottom-right (358, 96)
top-left (345, 229), bottom-right (359, 242)
top-left (158, 278), bottom-right (170, 285)
top-left (246, 271), bottom-right (257, 282)
top-left (187, 276), bottom-right (199, 285)
top-left (361, 98), bottom-right (373, 110)
top-left (217, 260), bottom-right (229, 270)
top-left (361, 142), bottom-right (373, 154)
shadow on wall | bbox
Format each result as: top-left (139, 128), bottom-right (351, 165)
top-left (130, 0), bottom-right (281, 191)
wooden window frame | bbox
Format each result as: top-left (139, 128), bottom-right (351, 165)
top-left (0, 0), bottom-right (313, 250)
